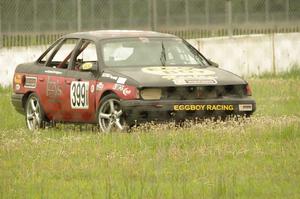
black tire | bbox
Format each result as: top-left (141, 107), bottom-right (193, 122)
top-left (25, 93), bottom-right (46, 131)
top-left (97, 93), bottom-right (127, 132)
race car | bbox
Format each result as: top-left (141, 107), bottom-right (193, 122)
top-left (11, 30), bottom-right (256, 132)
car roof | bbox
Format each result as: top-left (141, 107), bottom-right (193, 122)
top-left (62, 30), bottom-right (177, 41)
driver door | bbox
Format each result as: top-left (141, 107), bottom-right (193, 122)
top-left (60, 40), bottom-right (99, 123)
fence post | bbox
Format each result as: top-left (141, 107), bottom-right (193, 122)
top-left (129, 0), bottom-right (133, 28)
top-left (244, 0), bottom-right (249, 23)
top-left (91, 0), bottom-right (95, 29)
top-left (52, 0), bottom-right (57, 32)
top-left (285, 0), bottom-right (289, 22)
top-left (14, 0), bottom-right (19, 32)
top-left (77, 0), bottom-right (82, 31)
top-left (185, 0), bottom-right (190, 27)
top-left (33, 0), bottom-right (37, 32)
top-left (152, 0), bottom-right (157, 31)
top-left (226, 0), bottom-right (233, 36)
top-left (265, 0), bottom-right (270, 22)
top-left (148, 0), bottom-right (151, 30)
top-left (109, 0), bottom-right (114, 29)
top-left (205, 0), bottom-right (210, 25)
top-left (166, 0), bottom-right (170, 27)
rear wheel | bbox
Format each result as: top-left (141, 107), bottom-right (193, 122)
top-left (25, 93), bottom-right (45, 131)
top-left (97, 94), bottom-right (127, 132)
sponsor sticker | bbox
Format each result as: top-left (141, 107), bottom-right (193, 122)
top-left (173, 104), bottom-right (234, 111)
top-left (96, 82), bottom-right (104, 91)
top-left (24, 76), bottom-right (37, 88)
top-left (81, 62), bottom-right (93, 70)
top-left (174, 78), bottom-right (217, 85)
top-left (113, 84), bottom-right (132, 96)
top-left (45, 70), bottom-right (62, 75)
top-left (142, 66), bottom-right (218, 85)
top-left (122, 88), bottom-right (131, 96)
top-left (46, 78), bottom-right (62, 101)
top-left (90, 84), bottom-right (95, 93)
top-left (117, 77), bottom-right (127, 84)
top-left (102, 73), bottom-right (118, 80)
top-left (102, 73), bottom-right (127, 84)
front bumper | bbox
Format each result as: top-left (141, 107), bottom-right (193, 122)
top-left (11, 93), bottom-right (25, 114)
top-left (121, 97), bottom-right (256, 123)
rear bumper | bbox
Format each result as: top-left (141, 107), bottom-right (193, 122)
top-left (11, 93), bottom-right (25, 114)
top-left (121, 97), bottom-right (256, 123)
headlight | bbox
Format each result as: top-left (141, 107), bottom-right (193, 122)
top-left (140, 88), bottom-right (162, 100)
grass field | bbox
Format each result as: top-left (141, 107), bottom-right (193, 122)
top-left (0, 76), bottom-right (300, 198)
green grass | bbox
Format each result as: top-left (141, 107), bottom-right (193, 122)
top-left (1, 76), bottom-right (300, 198)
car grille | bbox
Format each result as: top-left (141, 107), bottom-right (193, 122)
top-left (160, 85), bottom-right (247, 100)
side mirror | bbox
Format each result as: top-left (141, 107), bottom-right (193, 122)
top-left (79, 62), bottom-right (98, 72)
top-left (207, 59), bottom-right (219, 68)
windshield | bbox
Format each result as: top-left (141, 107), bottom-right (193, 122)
top-left (101, 38), bottom-right (207, 67)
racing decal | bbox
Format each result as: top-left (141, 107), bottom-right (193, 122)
top-left (96, 82), bottom-right (104, 91)
top-left (90, 84), bottom-right (95, 93)
top-left (70, 81), bottom-right (89, 109)
top-left (174, 79), bottom-right (217, 85)
top-left (102, 73), bottom-right (118, 80)
top-left (81, 62), bottom-right (93, 70)
top-left (116, 77), bottom-right (127, 84)
top-left (45, 70), bottom-right (62, 75)
top-left (142, 66), bottom-right (218, 85)
top-left (46, 78), bottom-right (62, 101)
top-left (174, 104), bottom-right (234, 111)
top-left (102, 73), bottom-right (127, 84)
top-left (113, 84), bottom-right (132, 96)
top-left (122, 88), bottom-right (131, 96)
top-left (24, 76), bottom-right (37, 88)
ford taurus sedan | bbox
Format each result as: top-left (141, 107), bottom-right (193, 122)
top-left (11, 30), bottom-right (256, 132)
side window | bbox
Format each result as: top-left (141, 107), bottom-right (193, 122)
top-left (38, 39), bottom-right (62, 64)
top-left (48, 38), bottom-right (79, 69)
top-left (72, 40), bottom-right (98, 70)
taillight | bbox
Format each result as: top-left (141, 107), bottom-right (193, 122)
top-left (13, 73), bottom-right (25, 91)
top-left (245, 84), bottom-right (252, 96)
top-left (14, 73), bottom-right (24, 85)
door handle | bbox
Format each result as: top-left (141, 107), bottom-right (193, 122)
top-left (65, 80), bottom-right (71, 85)
top-left (39, 78), bottom-right (44, 82)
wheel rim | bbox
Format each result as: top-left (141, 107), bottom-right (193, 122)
top-left (26, 96), bottom-right (41, 131)
top-left (98, 98), bottom-right (125, 132)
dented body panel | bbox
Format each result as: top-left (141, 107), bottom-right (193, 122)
top-left (11, 30), bottom-right (256, 126)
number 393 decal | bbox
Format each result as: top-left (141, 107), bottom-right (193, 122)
top-left (70, 81), bottom-right (89, 109)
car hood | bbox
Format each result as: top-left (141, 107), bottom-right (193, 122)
top-left (104, 66), bottom-right (246, 87)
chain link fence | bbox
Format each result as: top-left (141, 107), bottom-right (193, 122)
top-left (1, 0), bottom-right (300, 47)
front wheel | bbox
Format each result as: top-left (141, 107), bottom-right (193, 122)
top-left (97, 94), bottom-right (127, 132)
top-left (25, 93), bottom-right (45, 131)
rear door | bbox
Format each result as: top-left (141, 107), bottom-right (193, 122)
top-left (37, 38), bottom-right (80, 121)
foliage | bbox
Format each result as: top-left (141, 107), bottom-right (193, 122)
top-left (253, 64), bottom-right (300, 80)
top-left (0, 77), bottom-right (300, 198)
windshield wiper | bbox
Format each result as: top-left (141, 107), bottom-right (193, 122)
top-left (160, 42), bottom-right (166, 66)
